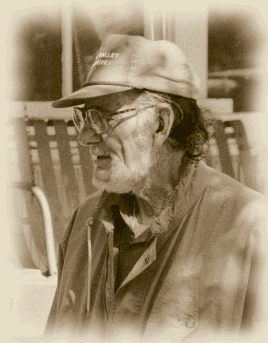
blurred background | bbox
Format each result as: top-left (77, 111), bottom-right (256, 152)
top-left (4, 1), bottom-right (268, 341)
top-left (7, 1), bottom-right (267, 111)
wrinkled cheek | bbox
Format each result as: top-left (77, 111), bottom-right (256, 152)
top-left (128, 149), bottom-right (143, 169)
top-left (119, 140), bottom-right (136, 168)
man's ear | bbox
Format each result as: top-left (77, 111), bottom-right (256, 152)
top-left (153, 104), bottom-right (174, 147)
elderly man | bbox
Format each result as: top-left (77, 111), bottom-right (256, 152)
top-left (45, 34), bottom-right (266, 342)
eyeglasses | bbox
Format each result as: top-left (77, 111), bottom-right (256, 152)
top-left (72, 105), bottom-right (156, 135)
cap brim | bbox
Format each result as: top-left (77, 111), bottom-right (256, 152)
top-left (52, 84), bottom-right (133, 108)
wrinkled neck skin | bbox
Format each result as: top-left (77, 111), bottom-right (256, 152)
top-left (133, 145), bottom-right (185, 225)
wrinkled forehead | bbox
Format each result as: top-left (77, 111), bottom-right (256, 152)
top-left (84, 89), bottom-right (142, 111)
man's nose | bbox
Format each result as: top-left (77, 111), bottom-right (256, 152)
top-left (78, 126), bottom-right (102, 145)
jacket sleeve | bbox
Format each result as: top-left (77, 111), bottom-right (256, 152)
top-left (44, 208), bottom-right (79, 337)
top-left (240, 201), bottom-right (267, 336)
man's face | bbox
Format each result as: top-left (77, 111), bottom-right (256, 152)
top-left (78, 92), bottom-right (159, 194)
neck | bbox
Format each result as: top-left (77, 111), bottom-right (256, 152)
top-left (133, 146), bottom-right (185, 224)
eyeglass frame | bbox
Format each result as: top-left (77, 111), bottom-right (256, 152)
top-left (72, 105), bottom-right (156, 135)
top-left (72, 100), bottom-right (184, 137)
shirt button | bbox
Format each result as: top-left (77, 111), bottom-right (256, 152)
top-left (185, 318), bottom-right (195, 328)
top-left (144, 257), bottom-right (149, 264)
top-left (86, 216), bottom-right (94, 226)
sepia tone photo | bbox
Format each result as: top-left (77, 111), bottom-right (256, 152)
top-left (5, 1), bottom-right (268, 342)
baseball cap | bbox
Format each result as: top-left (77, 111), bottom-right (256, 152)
top-left (52, 34), bottom-right (201, 108)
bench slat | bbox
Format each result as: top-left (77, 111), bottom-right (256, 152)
top-left (33, 120), bottom-right (65, 244)
top-left (213, 121), bottom-right (235, 178)
top-left (11, 118), bottom-right (49, 272)
top-left (227, 120), bottom-right (260, 192)
top-left (54, 121), bottom-right (80, 214)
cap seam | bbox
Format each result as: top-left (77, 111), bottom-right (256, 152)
top-left (129, 37), bottom-right (139, 82)
top-left (82, 81), bottom-right (143, 89)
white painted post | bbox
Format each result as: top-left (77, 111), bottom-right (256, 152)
top-left (61, 3), bottom-right (73, 97)
top-left (143, 9), bottom-right (154, 41)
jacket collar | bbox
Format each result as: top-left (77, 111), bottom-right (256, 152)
top-left (98, 160), bottom-right (212, 236)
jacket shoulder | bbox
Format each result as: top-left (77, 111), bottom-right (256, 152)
top-left (207, 165), bottom-right (267, 205)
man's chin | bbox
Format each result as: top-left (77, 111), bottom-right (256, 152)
top-left (92, 171), bottom-right (110, 190)
top-left (93, 167), bottom-right (110, 180)
top-left (92, 175), bottom-right (139, 194)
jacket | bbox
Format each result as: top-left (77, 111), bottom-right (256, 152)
top-left (45, 161), bottom-right (267, 342)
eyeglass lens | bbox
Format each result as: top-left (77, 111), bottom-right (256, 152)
top-left (73, 108), bottom-right (109, 134)
top-left (88, 110), bottom-right (108, 134)
top-left (73, 108), bottom-right (84, 132)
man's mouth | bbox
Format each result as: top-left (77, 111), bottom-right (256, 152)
top-left (97, 154), bottom-right (111, 160)
top-left (93, 153), bottom-right (112, 169)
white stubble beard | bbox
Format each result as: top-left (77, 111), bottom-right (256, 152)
top-left (92, 149), bottom-right (157, 194)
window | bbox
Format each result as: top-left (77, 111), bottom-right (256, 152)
top-left (7, 3), bottom-right (144, 101)
top-left (208, 6), bottom-right (266, 112)
top-left (8, 6), bottom-right (62, 101)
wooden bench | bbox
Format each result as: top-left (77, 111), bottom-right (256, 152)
top-left (7, 100), bottom-right (267, 276)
